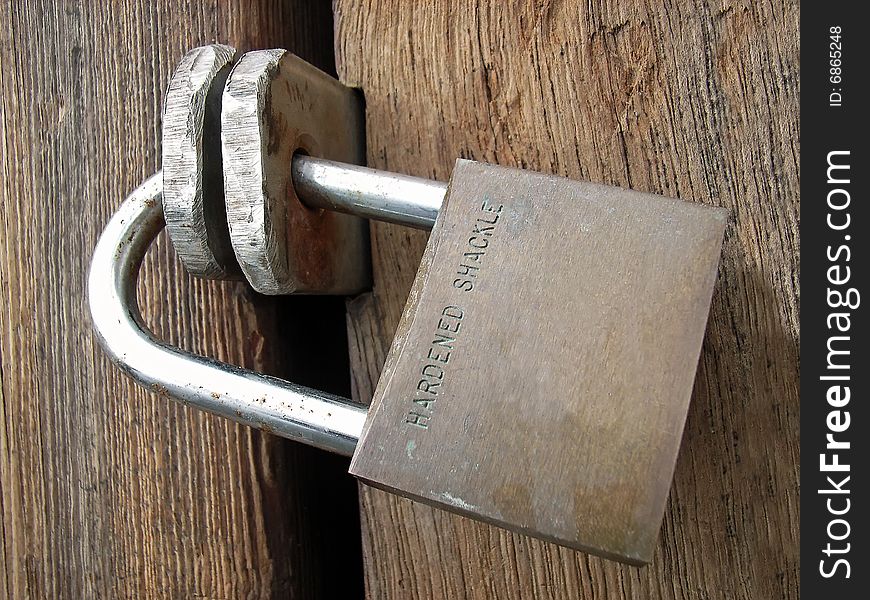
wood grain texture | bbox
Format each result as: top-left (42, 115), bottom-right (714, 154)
top-left (0, 1), bottom-right (361, 598)
top-left (336, 1), bottom-right (799, 598)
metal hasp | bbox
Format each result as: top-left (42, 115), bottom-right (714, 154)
top-left (349, 160), bottom-right (728, 564)
top-left (161, 45), bottom-right (375, 295)
top-left (222, 50), bottom-right (370, 295)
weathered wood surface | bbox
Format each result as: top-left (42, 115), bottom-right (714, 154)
top-left (336, 1), bottom-right (799, 598)
top-left (0, 1), bottom-right (361, 598)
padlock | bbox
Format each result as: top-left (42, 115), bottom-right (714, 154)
top-left (349, 159), bottom-right (726, 564)
top-left (89, 46), bottom-right (726, 565)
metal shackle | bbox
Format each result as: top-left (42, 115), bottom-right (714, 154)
top-left (89, 43), bottom-right (451, 455)
top-left (89, 157), bottom-right (446, 456)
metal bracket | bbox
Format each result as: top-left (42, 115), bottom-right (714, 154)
top-left (222, 50), bottom-right (370, 294)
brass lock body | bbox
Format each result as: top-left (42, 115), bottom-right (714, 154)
top-left (350, 160), bottom-right (727, 564)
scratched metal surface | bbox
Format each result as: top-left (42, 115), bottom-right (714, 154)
top-left (162, 43), bottom-right (239, 279)
top-left (350, 160), bottom-right (726, 565)
top-left (222, 49), bottom-right (370, 295)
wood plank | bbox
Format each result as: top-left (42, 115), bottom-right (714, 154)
top-left (0, 1), bottom-right (361, 597)
top-left (336, 1), bottom-right (799, 597)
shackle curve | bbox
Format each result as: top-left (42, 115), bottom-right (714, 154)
top-left (88, 172), bottom-right (367, 456)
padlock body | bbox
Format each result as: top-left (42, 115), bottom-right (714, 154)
top-left (350, 160), bottom-right (726, 564)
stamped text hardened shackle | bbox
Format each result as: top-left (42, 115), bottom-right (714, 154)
top-left (89, 45), bottom-right (447, 456)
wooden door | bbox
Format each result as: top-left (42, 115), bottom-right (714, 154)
top-left (336, 2), bottom-right (799, 598)
top-left (0, 1), bottom-right (362, 597)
